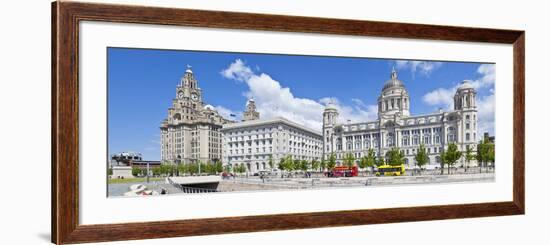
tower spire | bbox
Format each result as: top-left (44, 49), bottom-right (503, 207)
top-left (391, 66), bottom-right (397, 79)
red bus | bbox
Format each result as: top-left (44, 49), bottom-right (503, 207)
top-left (325, 166), bottom-right (358, 177)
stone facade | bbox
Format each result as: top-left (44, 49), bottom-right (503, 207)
top-left (221, 117), bottom-right (323, 173)
top-left (160, 66), bottom-right (233, 164)
top-left (323, 68), bottom-right (479, 168)
top-left (243, 98), bottom-right (260, 121)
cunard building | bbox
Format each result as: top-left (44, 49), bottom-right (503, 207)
top-left (323, 68), bottom-right (479, 168)
top-left (220, 99), bottom-right (323, 173)
top-left (160, 66), bottom-right (233, 164)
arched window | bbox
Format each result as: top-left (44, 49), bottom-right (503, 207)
top-left (355, 141), bottom-right (361, 150)
top-left (387, 133), bottom-right (395, 147)
top-left (466, 133), bottom-right (470, 141)
top-left (466, 115), bottom-right (470, 120)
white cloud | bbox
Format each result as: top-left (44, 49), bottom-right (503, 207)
top-left (470, 63), bottom-right (495, 89)
top-left (221, 59), bottom-right (378, 131)
top-left (421, 63), bottom-right (496, 139)
top-left (214, 105), bottom-right (242, 121)
top-left (422, 87), bottom-right (456, 110)
top-left (220, 59), bottom-right (253, 82)
top-left (476, 94), bottom-right (495, 139)
top-left (395, 60), bottom-right (442, 76)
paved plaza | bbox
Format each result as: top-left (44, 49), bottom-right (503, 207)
top-left (108, 168), bottom-right (494, 196)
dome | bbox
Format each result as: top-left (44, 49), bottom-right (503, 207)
top-left (382, 68), bottom-right (405, 91)
top-left (246, 98), bottom-right (255, 106)
top-left (185, 64), bottom-right (193, 74)
top-left (204, 104), bottom-right (214, 110)
top-left (458, 80), bottom-right (474, 90)
top-left (325, 102), bottom-right (337, 110)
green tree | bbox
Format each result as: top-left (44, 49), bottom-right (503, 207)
top-left (487, 143), bottom-right (495, 172)
top-left (365, 149), bottom-right (377, 175)
top-left (187, 163), bottom-right (199, 175)
top-left (152, 166), bottom-right (162, 176)
top-left (293, 159), bottom-right (301, 173)
top-left (108, 167), bottom-right (113, 176)
top-left (343, 153), bottom-right (355, 168)
top-left (464, 145), bottom-right (475, 173)
top-left (177, 163), bottom-right (188, 176)
top-left (311, 160), bottom-right (320, 172)
top-left (223, 164), bottom-right (232, 173)
top-left (131, 166), bottom-right (141, 177)
top-left (326, 153), bottom-right (337, 170)
top-left (358, 156), bottom-right (368, 176)
top-left (444, 143), bottom-right (462, 174)
top-left (376, 157), bottom-right (385, 167)
top-left (386, 147), bottom-right (405, 166)
top-left (204, 161), bottom-right (215, 175)
top-left (414, 144), bottom-right (429, 175)
top-left (268, 155), bottom-right (274, 170)
top-left (235, 164), bottom-right (246, 176)
top-left (278, 157), bottom-right (286, 171)
top-left (477, 138), bottom-right (495, 173)
top-left (320, 159), bottom-right (327, 172)
top-left (300, 160), bottom-right (309, 172)
top-left (215, 161), bottom-right (223, 174)
top-left (279, 155), bottom-right (294, 177)
top-left (439, 149), bottom-right (446, 175)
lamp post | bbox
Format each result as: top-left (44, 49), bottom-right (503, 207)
top-left (146, 161), bottom-right (150, 183)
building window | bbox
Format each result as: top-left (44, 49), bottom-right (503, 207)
top-left (466, 133), bottom-right (470, 141)
top-left (466, 123), bottom-right (470, 129)
top-left (423, 135), bottom-right (430, 145)
top-left (447, 134), bottom-right (456, 143)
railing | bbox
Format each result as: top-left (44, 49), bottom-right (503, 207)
top-left (178, 186), bottom-right (218, 194)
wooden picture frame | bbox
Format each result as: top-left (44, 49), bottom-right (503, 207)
top-left (52, 1), bottom-right (525, 244)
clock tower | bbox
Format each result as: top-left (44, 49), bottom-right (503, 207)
top-left (176, 65), bottom-right (202, 107)
top-left (161, 65), bottom-right (233, 165)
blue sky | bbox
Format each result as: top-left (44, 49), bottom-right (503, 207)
top-left (108, 47), bottom-right (495, 160)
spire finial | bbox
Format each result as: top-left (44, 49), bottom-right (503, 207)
top-left (185, 64), bottom-right (193, 74)
top-left (391, 66), bottom-right (397, 79)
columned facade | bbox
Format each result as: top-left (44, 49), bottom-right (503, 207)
top-left (221, 117), bottom-right (323, 173)
top-left (323, 69), bottom-right (478, 168)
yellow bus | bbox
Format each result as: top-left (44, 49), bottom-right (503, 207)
top-left (375, 164), bottom-right (405, 176)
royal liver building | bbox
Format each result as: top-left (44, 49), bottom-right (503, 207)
top-left (322, 68), bottom-right (478, 168)
top-left (160, 66), bottom-right (233, 164)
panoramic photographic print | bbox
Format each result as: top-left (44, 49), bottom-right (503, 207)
top-left (107, 48), bottom-right (496, 197)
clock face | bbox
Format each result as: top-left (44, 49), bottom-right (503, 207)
top-left (178, 92), bottom-right (184, 99)
top-left (191, 93), bottom-right (198, 101)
